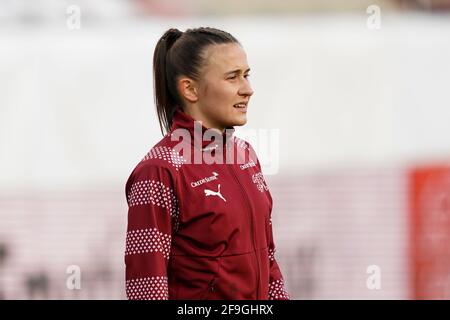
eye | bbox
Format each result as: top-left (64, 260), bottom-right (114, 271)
top-left (244, 73), bottom-right (250, 79)
top-left (227, 75), bottom-right (237, 80)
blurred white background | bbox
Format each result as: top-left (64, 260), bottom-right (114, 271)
top-left (1, 0), bottom-right (450, 299)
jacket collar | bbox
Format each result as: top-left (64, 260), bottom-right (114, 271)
top-left (169, 108), bottom-right (235, 150)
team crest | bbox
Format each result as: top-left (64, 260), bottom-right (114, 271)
top-left (252, 172), bottom-right (269, 192)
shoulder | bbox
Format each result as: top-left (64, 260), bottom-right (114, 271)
top-left (125, 134), bottom-right (185, 192)
top-left (233, 136), bottom-right (250, 150)
top-left (233, 136), bottom-right (258, 154)
top-left (139, 134), bottom-right (187, 172)
top-left (233, 136), bottom-right (259, 166)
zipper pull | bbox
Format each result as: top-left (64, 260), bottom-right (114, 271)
top-left (209, 279), bottom-right (216, 292)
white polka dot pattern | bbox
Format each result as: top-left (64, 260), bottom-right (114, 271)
top-left (126, 276), bottom-right (169, 300)
top-left (268, 279), bottom-right (290, 300)
top-left (125, 228), bottom-right (171, 258)
top-left (268, 247), bottom-right (275, 262)
top-left (142, 146), bottom-right (186, 171)
top-left (233, 137), bottom-right (248, 150)
top-left (127, 179), bottom-right (180, 232)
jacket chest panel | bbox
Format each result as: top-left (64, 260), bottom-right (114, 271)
top-left (173, 162), bottom-right (271, 254)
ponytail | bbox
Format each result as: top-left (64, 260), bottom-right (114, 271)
top-left (153, 28), bottom-right (183, 136)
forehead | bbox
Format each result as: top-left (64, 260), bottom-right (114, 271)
top-left (200, 43), bottom-right (249, 73)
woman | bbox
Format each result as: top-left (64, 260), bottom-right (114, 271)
top-left (125, 27), bottom-right (289, 300)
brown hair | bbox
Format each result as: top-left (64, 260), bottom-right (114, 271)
top-left (153, 27), bottom-right (240, 135)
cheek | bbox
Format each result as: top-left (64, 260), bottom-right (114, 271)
top-left (203, 82), bottom-right (235, 104)
top-left (218, 82), bottom-right (238, 102)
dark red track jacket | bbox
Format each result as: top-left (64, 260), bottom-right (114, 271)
top-left (125, 109), bottom-right (289, 300)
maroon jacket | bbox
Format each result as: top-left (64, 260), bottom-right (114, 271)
top-left (125, 109), bottom-right (289, 300)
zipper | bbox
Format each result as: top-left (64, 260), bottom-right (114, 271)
top-left (226, 162), bottom-right (261, 299)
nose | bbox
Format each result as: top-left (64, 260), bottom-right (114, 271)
top-left (238, 79), bottom-right (254, 97)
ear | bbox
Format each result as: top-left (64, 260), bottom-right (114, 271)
top-left (177, 77), bottom-right (198, 103)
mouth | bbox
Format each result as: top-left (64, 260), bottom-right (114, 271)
top-left (233, 102), bottom-right (248, 112)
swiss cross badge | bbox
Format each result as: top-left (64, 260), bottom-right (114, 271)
top-left (252, 172), bottom-right (269, 192)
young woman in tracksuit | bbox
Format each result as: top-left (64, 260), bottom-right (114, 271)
top-left (124, 27), bottom-right (289, 300)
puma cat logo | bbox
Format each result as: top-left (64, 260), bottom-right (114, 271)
top-left (204, 184), bottom-right (226, 202)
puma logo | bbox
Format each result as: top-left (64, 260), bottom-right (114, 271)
top-left (204, 184), bottom-right (226, 202)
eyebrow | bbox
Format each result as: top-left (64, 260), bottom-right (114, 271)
top-left (224, 68), bottom-right (251, 75)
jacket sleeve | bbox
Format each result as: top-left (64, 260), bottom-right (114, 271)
top-left (267, 218), bottom-right (290, 300)
top-left (124, 163), bottom-right (179, 300)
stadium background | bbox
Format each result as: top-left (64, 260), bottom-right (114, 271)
top-left (1, 0), bottom-right (450, 299)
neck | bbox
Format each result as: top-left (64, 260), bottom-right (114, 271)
top-left (183, 107), bottom-right (225, 134)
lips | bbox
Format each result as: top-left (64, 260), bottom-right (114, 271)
top-left (233, 102), bottom-right (248, 110)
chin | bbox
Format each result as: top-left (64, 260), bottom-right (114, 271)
top-left (231, 116), bottom-right (247, 127)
